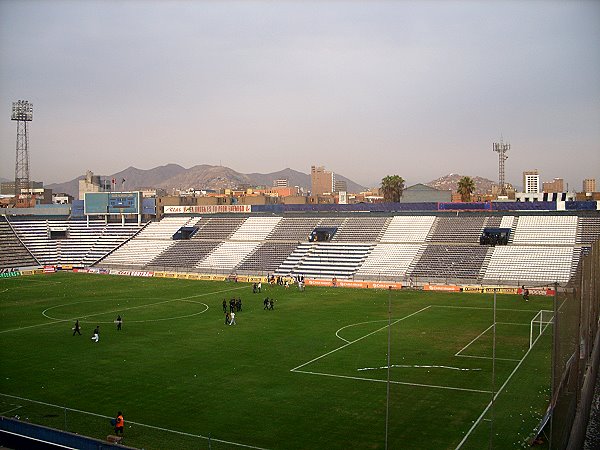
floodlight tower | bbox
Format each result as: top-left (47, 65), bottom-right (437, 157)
top-left (493, 138), bottom-right (510, 196)
top-left (11, 100), bottom-right (34, 198)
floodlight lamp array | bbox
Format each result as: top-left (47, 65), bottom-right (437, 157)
top-left (11, 100), bottom-right (33, 121)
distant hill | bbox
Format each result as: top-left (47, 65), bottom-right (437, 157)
top-left (426, 173), bottom-right (496, 194)
top-left (45, 164), bottom-right (366, 197)
top-left (46, 164), bottom-right (187, 198)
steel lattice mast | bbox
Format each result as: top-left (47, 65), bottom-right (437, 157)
top-left (493, 138), bottom-right (510, 196)
top-left (11, 100), bottom-right (33, 198)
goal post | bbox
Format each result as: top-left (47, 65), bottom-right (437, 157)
top-left (530, 310), bottom-right (554, 348)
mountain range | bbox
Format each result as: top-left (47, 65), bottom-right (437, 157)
top-left (45, 165), bottom-right (368, 198)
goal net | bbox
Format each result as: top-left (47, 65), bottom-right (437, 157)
top-left (530, 309), bottom-right (554, 348)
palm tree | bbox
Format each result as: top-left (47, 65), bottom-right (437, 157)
top-left (457, 176), bottom-right (476, 202)
top-left (380, 175), bottom-right (405, 202)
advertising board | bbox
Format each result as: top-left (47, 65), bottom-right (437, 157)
top-left (163, 205), bottom-right (251, 214)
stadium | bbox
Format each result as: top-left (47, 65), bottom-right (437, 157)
top-left (1, 197), bottom-right (599, 449)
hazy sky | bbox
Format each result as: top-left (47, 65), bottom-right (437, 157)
top-left (1, 1), bottom-right (599, 189)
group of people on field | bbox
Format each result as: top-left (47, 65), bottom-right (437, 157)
top-left (72, 314), bottom-right (122, 342)
top-left (263, 297), bottom-right (275, 310)
top-left (223, 296), bottom-right (242, 325)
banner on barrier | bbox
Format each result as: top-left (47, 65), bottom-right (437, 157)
top-left (108, 270), bottom-right (153, 277)
top-left (163, 205), bottom-right (251, 214)
top-left (461, 286), bottom-right (554, 296)
top-left (43, 266), bottom-right (56, 273)
top-left (247, 276), bottom-right (267, 283)
top-left (304, 279), bottom-right (403, 290)
top-left (370, 282), bottom-right (403, 289)
top-left (482, 287), bottom-right (519, 295)
top-left (462, 286), bottom-right (483, 293)
top-left (0, 270), bottom-right (20, 278)
top-left (305, 279), bottom-right (333, 287)
top-left (519, 287), bottom-right (556, 296)
top-left (423, 284), bottom-right (460, 292)
top-left (131, 271), bottom-right (153, 277)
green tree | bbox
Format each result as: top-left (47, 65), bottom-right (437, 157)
top-left (457, 176), bottom-right (476, 202)
top-left (381, 175), bottom-right (405, 202)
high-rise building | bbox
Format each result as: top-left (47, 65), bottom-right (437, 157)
top-left (333, 178), bottom-right (347, 193)
top-left (523, 170), bottom-right (540, 194)
top-left (78, 170), bottom-right (108, 200)
top-left (583, 178), bottom-right (596, 193)
top-left (542, 178), bottom-right (564, 193)
top-left (311, 165), bottom-right (334, 196)
top-left (273, 179), bottom-right (288, 188)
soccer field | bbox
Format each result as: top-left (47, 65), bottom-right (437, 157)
top-left (0, 272), bottom-right (553, 449)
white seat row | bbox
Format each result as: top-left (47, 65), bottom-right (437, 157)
top-left (196, 241), bottom-right (261, 271)
top-left (380, 216), bottom-right (436, 243)
top-left (100, 240), bottom-right (175, 267)
top-left (276, 242), bottom-right (374, 279)
top-left (482, 246), bottom-right (575, 283)
top-left (230, 216), bottom-right (282, 241)
top-left (136, 216), bottom-right (199, 240)
top-left (512, 216), bottom-right (577, 245)
top-left (356, 243), bottom-right (423, 278)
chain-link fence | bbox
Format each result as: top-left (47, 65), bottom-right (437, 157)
top-left (550, 240), bottom-right (600, 449)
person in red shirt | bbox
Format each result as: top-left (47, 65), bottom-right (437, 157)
top-left (114, 412), bottom-right (124, 435)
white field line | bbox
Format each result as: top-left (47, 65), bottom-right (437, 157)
top-left (291, 305), bottom-right (432, 372)
top-left (456, 354), bottom-right (521, 362)
top-left (0, 430), bottom-right (75, 449)
top-left (431, 305), bottom-right (541, 313)
top-left (496, 322), bottom-right (530, 326)
top-left (44, 298), bottom-right (211, 323)
top-left (292, 370), bottom-right (492, 394)
top-left (455, 324), bottom-right (494, 357)
top-left (455, 321), bottom-right (531, 360)
top-left (2, 278), bottom-right (63, 284)
top-left (178, 298), bottom-right (209, 304)
top-left (358, 364), bottom-right (482, 372)
top-left (0, 404), bottom-right (24, 415)
top-left (42, 297), bottom-right (188, 320)
top-left (335, 319), bottom-right (390, 343)
top-left (0, 285), bottom-right (246, 334)
top-left (454, 320), bottom-right (553, 449)
top-left (0, 393), bottom-right (270, 450)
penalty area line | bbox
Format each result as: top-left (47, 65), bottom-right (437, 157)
top-left (0, 393), bottom-right (270, 450)
top-left (0, 404), bottom-right (24, 415)
top-left (291, 305), bottom-right (431, 372)
top-left (454, 320), bottom-right (553, 449)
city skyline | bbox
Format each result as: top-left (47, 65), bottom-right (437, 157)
top-left (1, 1), bottom-right (599, 188)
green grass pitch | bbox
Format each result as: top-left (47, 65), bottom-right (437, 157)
top-left (0, 272), bottom-right (553, 449)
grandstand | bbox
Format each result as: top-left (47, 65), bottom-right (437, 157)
top-left (5, 218), bottom-right (143, 267)
top-left (0, 216), bottom-right (39, 269)
top-left (3, 212), bottom-right (600, 286)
